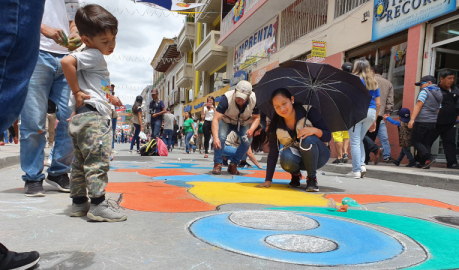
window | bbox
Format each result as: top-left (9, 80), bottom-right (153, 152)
top-left (280, 0), bottom-right (328, 48)
top-left (334, 0), bottom-right (370, 19)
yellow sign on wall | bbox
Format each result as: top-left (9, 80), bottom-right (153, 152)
top-left (183, 85), bottom-right (230, 115)
top-left (311, 41), bottom-right (326, 58)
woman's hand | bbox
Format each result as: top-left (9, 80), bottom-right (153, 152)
top-left (369, 121), bottom-right (377, 132)
top-left (297, 127), bottom-right (318, 139)
top-left (255, 181), bottom-right (271, 188)
top-left (141, 126), bottom-right (144, 132)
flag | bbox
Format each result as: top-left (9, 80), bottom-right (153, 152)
top-left (135, 0), bottom-right (205, 11)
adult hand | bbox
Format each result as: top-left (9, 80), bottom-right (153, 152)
top-left (246, 128), bottom-right (254, 138)
top-left (213, 137), bottom-right (221, 150)
top-left (256, 164), bottom-right (264, 170)
top-left (74, 91), bottom-right (90, 108)
top-left (383, 115), bottom-right (388, 120)
top-left (66, 111), bottom-right (75, 122)
top-left (297, 127), bottom-right (316, 139)
top-left (111, 96), bottom-right (122, 107)
top-left (152, 113), bottom-right (156, 118)
top-left (408, 120), bottom-right (414, 129)
top-left (255, 181), bottom-right (271, 188)
top-left (369, 122), bottom-right (377, 132)
top-left (67, 31), bottom-right (82, 51)
top-left (141, 126), bottom-right (144, 132)
top-left (42, 25), bottom-right (68, 47)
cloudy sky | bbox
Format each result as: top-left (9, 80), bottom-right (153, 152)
top-left (83, 0), bottom-right (185, 105)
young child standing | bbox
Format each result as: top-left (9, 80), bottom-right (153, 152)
top-left (61, 4), bottom-right (126, 222)
top-left (384, 108), bottom-right (416, 167)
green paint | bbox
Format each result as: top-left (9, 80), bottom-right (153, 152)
top-left (268, 207), bottom-right (459, 270)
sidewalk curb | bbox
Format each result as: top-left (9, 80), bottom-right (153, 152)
top-left (322, 164), bottom-right (459, 192)
top-left (0, 155), bottom-right (20, 170)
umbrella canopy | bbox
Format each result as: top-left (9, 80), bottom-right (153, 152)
top-left (254, 61), bottom-right (372, 132)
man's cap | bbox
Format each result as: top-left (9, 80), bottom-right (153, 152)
top-left (398, 108), bottom-right (411, 123)
top-left (151, 89), bottom-right (158, 95)
top-left (341, 62), bottom-right (353, 73)
top-left (415, 75), bottom-right (436, 86)
top-left (235, 80), bottom-right (252, 99)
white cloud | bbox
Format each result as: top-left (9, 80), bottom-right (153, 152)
top-left (84, 0), bottom-right (185, 105)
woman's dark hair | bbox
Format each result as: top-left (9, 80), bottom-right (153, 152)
top-left (132, 96), bottom-right (143, 114)
top-left (207, 96), bottom-right (215, 107)
top-left (185, 111), bottom-right (190, 119)
top-left (75, 4), bottom-right (118, 39)
top-left (267, 88), bottom-right (304, 142)
top-left (251, 124), bottom-right (267, 152)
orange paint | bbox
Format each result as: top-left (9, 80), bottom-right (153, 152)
top-left (244, 170), bottom-right (294, 180)
top-left (326, 194), bottom-right (459, 212)
top-left (106, 182), bottom-right (216, 213)
top-left (114, 169), bottom-right (197, 177)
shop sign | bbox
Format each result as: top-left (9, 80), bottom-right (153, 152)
top-left (311, 41), bottom-right (326, 58)
top-left (183, 86), bottom-right (230, 115)
top-left (231, 71), bottom-right (248, 88)
top-left (234, 16), bottom-right (278, 73)
top-left (250, 61), bottom-right (279, 85)
top-left (372, 0), bottom-right (457, 41)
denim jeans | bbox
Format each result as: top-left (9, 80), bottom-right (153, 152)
top-left (349, 108), bottom-right (376, 172)
top-left (20, 50), bottom-right (74, 181)
top-left (151, 121), bottom-right (161, 138)
top-left (112, 118), bottom-right (117, 149)
top-left (214, 121), bottom-right (252, 165)
top-left (185, 131), bottom-right (196, 153)
top-left (397, 146), bottom-right (414, 163)
top-left (279, 135), bottom-right (330, 177)
top-left (378, 120), bottom-right (391, 159)
top-left (0, 0), bottom-right (45, 132)
top-left (222, 145), bottom-right (247, 161)
top-left (162, 129), bottom-right (173, 150)
top-left (130, 123), bottom-right (141, 151)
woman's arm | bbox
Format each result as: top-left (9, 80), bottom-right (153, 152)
top-left (138, 111), bottom-right (143, 131)
top-left (255, 135), bottom-right (278, 188)
top-left (246, 146), bottom-right (262, 169)
top-left (370, 96), bottom-right (381, 132)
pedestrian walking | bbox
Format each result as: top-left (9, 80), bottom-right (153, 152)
top-left (197, 117), bottom-right (205, 154)
top-left (149, 89), bottom-right (166, 138)
top-left (408, 75), bottom-right (442, 169)
top-left (20, 0), bottom-right (83, 197)
top-left (201, 96), bottom-right (215, 158)
top-left (183, 112), bottom-right (197, 154)
top-left (384, 108), bottom-right (416, 167)
top-left (211, 80), bottom-right (260, 175)
top-left (130, 96), bottom-right (144, 153)
top-left (430, 69), bottom-right (459, 169)
top-left (255, 88), bottom-right (331, 191)
top-left (45, 99), bottom-right (57, 148)
top-left (172, 121), bottom-right (179, 149)
top-left (162, 108), bottom-right (176, 151)
top-left (346, 58), bottom-right (381, 179)
top-left (62, 4), bottom-right (126, 222)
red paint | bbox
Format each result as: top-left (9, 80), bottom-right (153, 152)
top-left (326, 194), bottom-right (459, 212)
top-left (106, 182), bottom-right (216, 213)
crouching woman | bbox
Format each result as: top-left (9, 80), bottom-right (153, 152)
top-left (256, 88), bottom-right (331, 191)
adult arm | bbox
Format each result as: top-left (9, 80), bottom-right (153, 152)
top-left (67, 20), bottom-right (81, 51)
top-left (201, 106), bottom-right (205, 120)
top-left (192, 121), bottom-right (197, 137)
top-left (298, 107), bottom-right (331, 142)
top-left (138, 111), bottom-right (144, 131)
top-left (386, 84), bottom-right (394, 114)
top-left (246, 146), bottom-right (262, 168)
top-left (41, 23), bottom-right (68, 46)
top-left (246, 114), bottom-right (260, 138)
top-left (370, 96), bottom-right (381, 132)
top-left (408, 100), bottom-right (424, 129)
top-left (256, 135), bottom-right (279, 188)
top-left (212, 111), bottom-right (224, 149)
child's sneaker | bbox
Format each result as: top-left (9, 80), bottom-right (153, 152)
top-left (87, 200), bottom-right (127, 222)
top-left (70, 201), bottom-right (90, 217)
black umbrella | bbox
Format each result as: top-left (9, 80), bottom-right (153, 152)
top-left (254, 60), bottom-right (372, 132)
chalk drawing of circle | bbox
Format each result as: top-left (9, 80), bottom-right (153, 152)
top-left (229, 211), bottom-right (318, 231)
top-left (188, 211), bottom-right (428, 268)
top-left (265, 234), bottom-right (337, 253)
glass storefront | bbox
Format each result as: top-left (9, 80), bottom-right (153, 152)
top-left (349, 40), bottom-right (407, 114)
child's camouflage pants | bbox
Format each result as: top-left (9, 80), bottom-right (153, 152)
top-left (68, 111), bottom-right (111, 199)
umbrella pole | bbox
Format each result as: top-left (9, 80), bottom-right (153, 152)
top-left (299, 90), bottom-right (314, 152)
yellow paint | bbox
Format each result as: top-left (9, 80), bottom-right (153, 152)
top-left (188, 182), bottom-right (330, 207)
top-left (194, 22), bottom-right (202, 99)
top-left (210, 62), bottom-right (227, 76)
top-left (212, 16), bottom-right (221, 28)
top-left (187, 51), bottom-right (193, 64)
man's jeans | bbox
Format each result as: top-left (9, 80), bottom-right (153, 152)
top-left (279, 135), bottom-right (330, 177)
top-left (378, 120), bottom-right (391, 159)
top-left (162, 129), bottom-right (173, 150)
top-left (20, 50), bottom-right (74, 182)
top-left (214, 121), bottom-right (252, 165)
top-left (222, 145), bottom-right (247, 161)
top-left (151, 121), bottom-right (161, 138)
top-left (0, 0), bottom-right (45, 132)
top-left (112, 118), bottom-right (117, 149)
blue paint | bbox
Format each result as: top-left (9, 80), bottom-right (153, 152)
top-left (155, 163), bottom-right (274, 171)
top-left (110, 165), bottom-right (140, 170)
top-left (165, 180), bottom-right (193, 188)
top-left (189, 213), bottom-right (403, 265)
top-left (153, 174), bottom-right (290, 185)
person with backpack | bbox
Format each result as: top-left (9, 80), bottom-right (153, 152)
top-left (183, 112), bottom-right (197, 154)
top-left (130, 96), bottom-right (144, 153)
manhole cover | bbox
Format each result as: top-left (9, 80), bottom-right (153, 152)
top-left (265, 234), bottom-right (338, 253)
top-left (229, 211), bottom-right (318, 231)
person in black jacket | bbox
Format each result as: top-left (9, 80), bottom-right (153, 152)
top-left (430, 69), bottom-right (459, 169)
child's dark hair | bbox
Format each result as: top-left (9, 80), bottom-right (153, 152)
top-left (75, 4), bottom-right (118, 38)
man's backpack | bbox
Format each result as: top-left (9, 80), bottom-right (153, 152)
top-left (140, 138), bottom-right (158, 156)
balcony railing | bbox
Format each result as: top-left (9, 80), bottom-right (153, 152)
top-left (194, 31), bottom-right (227, 72)
top-left (176, 59), bottom-right (194, 89)
top-left (177, 22), bottom-right (195, 53)
top-left (221, 0), bottom-right (261, 38)
top-left (334, 0), bottom-right (370, 19)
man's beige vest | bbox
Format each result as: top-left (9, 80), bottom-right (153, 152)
top-left (222, 90), bottom-right (257, 127)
